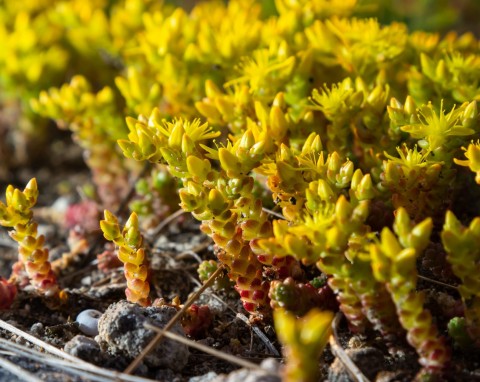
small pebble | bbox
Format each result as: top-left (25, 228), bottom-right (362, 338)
top-left (64, 335), bottom-right (101, 363)
top-left (189, 371), bottom-right (219, 382)
top-left (30, 322), bottom-right (44, 336)
top-left (77, 309), bottom-right (102, 336)
top-left (213, 358), bottom-right (282, 382)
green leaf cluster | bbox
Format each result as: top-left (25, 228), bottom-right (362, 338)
top-left (100, 210), bottom-right (150, 306)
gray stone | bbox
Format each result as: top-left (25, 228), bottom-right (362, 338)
top-left (96, 300), bottom-right (189, 370)
top-left (189, 371), bottom-right (219, 382)
top-left (328, 346), bottom-right (385, 382)
top-left (213, 358), bottom-right (282, 382)
top-left (30, 322), bottom-right (44, 336)
top-left (64, 335), bottom-right (101, 363)
top-left (0, 369), bottom-right (23, 382)
top-left (194, 288), bottom-right (227, 315)
top-left (155, 368), bottom-right (182, 381)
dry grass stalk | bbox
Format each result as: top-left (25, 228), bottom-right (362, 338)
top-left (0, 354), bottom-right (43, 382)
top-left (144, 322), bottom-right (280, 377)
top-left (0, 320), bottom-right (157, 382)
top-left (329, 313), bottom-right (370, 382)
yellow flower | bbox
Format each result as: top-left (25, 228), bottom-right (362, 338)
top-left (454, 141), bottom-right (480, 183)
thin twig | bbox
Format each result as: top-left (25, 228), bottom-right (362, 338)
top-left (124, 263), bottom-right (226, 374)
top-left (0, 339), bottom-right (157, 382)
top-left (417, 275), bottom-right (458, 291)
top-left (235, 313), bottom-right (280, 357)
top-left (143, 323), bottom-right (280, 377)
top-left (0, 320), bottom-right (154, 382)
top-left (0, 319), bottom-right (80, 364)
top-left (262, 207), bottom-right (286, 220)
top-left (329, 313), bottom-right (370, 382)
top-left (0, 355), bottom-right (43, 382)
top-left (185, 238), bottom-right (212, 254)
top-left (0, 344), bottom-right (111, 382)
top-left (146, 208), bottom-right (186, 242)
top-left (174, 250), bottom-right (203, 263)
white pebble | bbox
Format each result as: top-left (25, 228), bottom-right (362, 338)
top-left (76, 309), bottom-right (102, 336)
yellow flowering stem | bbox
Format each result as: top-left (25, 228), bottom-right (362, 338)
top-left (441, 211), bottom-right (480, 346)
top-left (274, 308), bottom-right (334, 382)
top-left (0, 179), bottom-right (59, 296)
top-left (371, 209), bottom-right (450, 380)
top-left (100, 211), bottom-right (150, 306)
top-left (454, 141), bottom-right (480, 184)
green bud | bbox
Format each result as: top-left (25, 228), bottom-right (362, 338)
top-left (302, 133), bottom-right (323, 155)
top-left (138, 130), bottom-right (156, 158)
top-left (409, 218), bottom-right (433, 252)
top-left (335, 195), bottom-right (353, 223)
top-left (270, 106), bottom-right (288, 141)
top-left (168, 122), bottom-right (185, 149)
top-left (390, 97), bottom-right (403, 109)
top-left (186, 155), bottom-right (211, 183)
top-left (208, 189), bottom-right (227, 215)
top-left (24, 179), bottom-right (38, 205)
top-left (350, 169), bottom-right (364, 190)
top-left (181, 134), bottom-right (196, 156)
top-left (336, 161), bottom-right (354, 187)
top-left (254, 101), bottom-right (268, 127)
top-left (272, 92), bottom-right (286, 109)
top-left (12, 190), bottom-right (28, 212)
top-left (393, 248), bottom-right (417, 276)
top-left (435, 59), bottom-right (447, 80)
top-left (462, 101), bottom-right (478, 129)
top-left (404, 96), bottom-right (416, 115)
top-left (219, 148), bottom-right (241, 176)
top-left (125, 212), bottom-right (139, 230)
top-left (239, 130), bottom-right (255, 150)
top-left (380, 227), bottom-right (402, 258)
top-left (215, 97), bottom-right (235, 121)
top-left (370, 244), bottom-right (390, 282)
top-left (100, 215), bottom-right (121, 242)
top-left (355, 174), bottom-right (375, 201)
top-left (448, 317), bottom-right (474, 349)
top-left (205, 80), bottom-right (221, 98)
top-left (327, 152), bottom-right (341, 182)
top-left (393, 208), bottom-right (411, 245)
top-left (317, 180), bottom-right (334, 201)
top-left (118, 140), bottom-right (139, 160)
